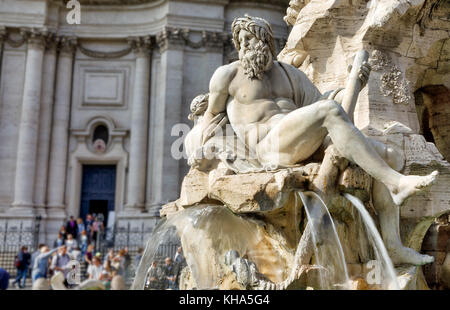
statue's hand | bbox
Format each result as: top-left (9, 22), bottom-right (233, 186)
top-left (358, 61), bottom-right (371, 88)
top-left (347, 60), bottom-right (371, 88)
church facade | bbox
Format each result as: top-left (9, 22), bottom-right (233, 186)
top-left (0, 0), bottom-right (289, 245)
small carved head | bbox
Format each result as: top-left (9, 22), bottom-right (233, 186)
top-left (93, 139), bottom-right (106, 153)
top-left (188, 93), bottom-right (209, 121)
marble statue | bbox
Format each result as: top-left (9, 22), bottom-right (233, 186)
top-left (185, 15), bottom-right (438, 266)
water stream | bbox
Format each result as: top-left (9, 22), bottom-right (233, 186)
top-left (344, 193), bottom-right (400, 290)
top-left (298, 191), bottom-right (350, 289)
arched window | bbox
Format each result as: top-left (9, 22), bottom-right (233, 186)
top-left (93, 124), bottom-right (109, 145)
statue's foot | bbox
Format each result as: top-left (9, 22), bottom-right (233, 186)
top-left (391, 171), bottom-right (439, 206)
top-left (388, 244), bottom-right (434, 266)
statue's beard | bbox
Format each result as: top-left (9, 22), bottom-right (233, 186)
top-left (240, 41), bottom-right (273, 80)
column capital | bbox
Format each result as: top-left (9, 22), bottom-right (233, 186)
top-left (156, 27), bottom-right (185, 53)
top-left (127, 35), bottom-right (152, 57)
top-left (57, 36), bottom-right (78, 56)
top-left (44, 33), bottom-right (58, 53)
top-left (20, 28), bottom-right (49, 51)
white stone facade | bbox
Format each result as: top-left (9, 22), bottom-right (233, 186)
top-left (0, 0), bottom-right (289, 244)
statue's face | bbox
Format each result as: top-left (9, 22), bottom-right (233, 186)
top-left (238, 29), bottom-right (260, 60)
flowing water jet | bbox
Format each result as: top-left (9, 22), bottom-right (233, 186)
top-left (344, 193), bottom-right (400, 290)
top-left (298, 191), bottom-right (350, 289)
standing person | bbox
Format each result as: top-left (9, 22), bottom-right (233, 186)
top-left (0, 268), bottom-right (10, 290)
top-left (174, 246), bottom-right (185, 266)
top-left (134, 248), bottom-right (144, 274)
top-left (58, 225), bottom-right (67, 241)
top-left (76, 218), bottom-right (85, 240)
top-left (85, 214), bottom-right (94, 242)
top-left (112, 249), bottom-right (126, 277)
top-left (53, 233), bottom-right (65, 248)
top-left (32, 245), bottom-right (60, 284)
top-left (66, 216), bottom-right (78, 239)
top-left (79, 230), bottom-right (89, 256)
top-left (12, 246), bottom-right (31, 288)
top-left (145, 261), bottom-right (160, 290)
top-left (30, 244), bottom-right (46, 275)
top-left (103, 248), bottom-right (115, 265)
top-left (162, 257), bottom-right (178, 290)
top-left (123, 247), bottom-right (131, 281)
top-left (84, 244), bottom-right (94, 268)
top-left (87, 256), bottom-right (104, 281)
top-left (65, 234), bottom-right (78, 252)
top-left (91, 215), bottom-right (104, 247)
top-left (50, 245), bottom-right (72, 288)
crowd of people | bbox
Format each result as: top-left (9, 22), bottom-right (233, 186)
top-left (144, 246), bottom-right (186, 290)
top-left (7, 214), bottom-right (146, 290)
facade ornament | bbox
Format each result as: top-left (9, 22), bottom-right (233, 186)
top-left (57, 36), bottom-right (78, 56)
top-left (5, 28), bottom-right (26, 48)
top-left (21, 28), bottom-right (49, 50)
top-left (79, 43), bottom-right (133, 59)
top-left (180, 29), bottom-right (228, 51)
top-left (127, 35), bottom-right (152, 57)
top-left (369, 50), bottom-right (412, 105)
top-left (156, 27), bottom-right (185, 52)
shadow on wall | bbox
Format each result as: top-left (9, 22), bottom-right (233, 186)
top-left (421, 211), bottom-right (450, 290)
top-left (415, 85), bottom-right (450, 162)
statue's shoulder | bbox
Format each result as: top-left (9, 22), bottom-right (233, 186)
top-left (210, 61), bottom-right (239, 90)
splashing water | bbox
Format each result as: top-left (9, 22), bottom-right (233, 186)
top-left (132, 205), bottom-right (269, 290)
top-left (298, 191), bottom-right (350, 289)
top-left (344, 193), bottom-right (400, 290)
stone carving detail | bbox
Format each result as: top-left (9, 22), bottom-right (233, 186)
top-left (156, 27), bottom-right (185, 52)
top-left (128, 35), bottom-right (152, 56)
top-left (57, 36), bottom-right (78, 55)
top-left (370, 50), bottom-right (412, 105)
top-left (181, 29), bottom-right (228, 51)
top-left (79, 43), bottom-right (133, 59)
top-left (157, 27), bottom-right (230, 52)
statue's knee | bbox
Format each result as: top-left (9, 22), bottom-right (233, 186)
top-left (386, 147), bottom-right (404, 171)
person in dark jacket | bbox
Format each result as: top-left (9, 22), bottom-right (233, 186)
top-left (66, 216), bottom-right (78, 238)
top-left (12, 246), bottom-right (31, 288)
top-left (0, 268), bottom-right (10, 290)
top-left (161, 257), bottom-right (179, 290)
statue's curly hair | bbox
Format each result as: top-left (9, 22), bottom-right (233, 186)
top-left (231, 14), bottom-right (276, 58)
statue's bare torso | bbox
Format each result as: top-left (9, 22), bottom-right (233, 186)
top-left (223, 60), bottom-right (299, 146)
